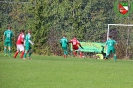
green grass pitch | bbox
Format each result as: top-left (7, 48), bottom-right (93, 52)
top-left (0, 53), bottom-right (133, 88)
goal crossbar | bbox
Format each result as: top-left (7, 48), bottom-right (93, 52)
top-left (108, 24), bottom-right (133, 26)
top-left (107, 24), bottom-right (133, 40)
top-left (107, 24), bottom-right (133, 58)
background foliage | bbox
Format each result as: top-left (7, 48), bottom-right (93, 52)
top-left (0, 0), bottom-right (133, 58)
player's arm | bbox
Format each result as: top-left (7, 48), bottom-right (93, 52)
top-left (28, 37), bottom-right (34, 45)
top-left (79, 43), bottom-right (84, 49)
top-left (21, 39), bottom-right (24, 44)
top-left (66, 39), bottom-right (69, 47)
top-left (105, 41), bottom-right (108, 50)
top-left (23, 36), bottom-right (26, 46)
top-left (68, 40), bottom-right (72, 43)
top-left (28, 35), bottom-right (34, 45)
top-left (21, 39), bottom-right (24, 43)
top-left (28, 40), bottom-right (34, 45)
top-left (21, 35), bottom-right (25, 43)
top-left (65, 39), bottom-right (68, 44)
top-left (24, 40), bottom-right (26, 46)
top-left (77, 40), bottom-right (83, 49)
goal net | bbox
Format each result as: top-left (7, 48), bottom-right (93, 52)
top-left (107, 24), bottom-right (133, 59)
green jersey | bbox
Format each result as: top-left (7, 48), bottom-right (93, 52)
top-left (25, 33), bottom-right (32, 46)
top-left (60, 37), bottom-right (68, 48)
top-left (4, 30), bottom-right (13, 41)
top-left (106, 39), bottom-right (117, 49)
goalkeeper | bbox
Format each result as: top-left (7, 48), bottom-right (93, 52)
top-left (60, 35), bottom-right (68, 58)
top-left (23, 30), bottom-right (34, 60)
top-left (105, 35), bottom-right (117, 61)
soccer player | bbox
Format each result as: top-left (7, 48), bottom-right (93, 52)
top-left (3, 26), bottom-right (14, 57)
top-left (105, 35), bottom-right (117, 61)
top-left (23, 30), bottom-right (34, 60)
top-left (14, 30), bottom-right (25, 59)
top-left (69, 36), bottom-right (83, 57)
top-left (60, 35), bottom-right (68, 58)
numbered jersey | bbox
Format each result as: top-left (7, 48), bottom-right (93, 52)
top-left (70, 38), bottom-right (80, 49)
top-left (25, 33), bottom-right (31, 46)
top-left (4, 30), bottom-right (13, 41)
top-left (16, 33), bottom-right (25, 45)
top-left (60, 37), bottom-right (68, 47)
top-left (106, 39), bottom-right (116, 48)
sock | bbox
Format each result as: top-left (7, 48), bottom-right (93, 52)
top-left (20, 51), bottom-right (24, 59)
top-left (24, 53), bottom-right (27, 58)
top-left (64, 55), bottom-right (66, 58)
top-left (9, 50), bottom-right (11, 56)
top-left (28, 52), bottom-right (32, 58)
top-left (4, 48), bottom-right (6, 54)
top-left (105, 54), bottom-right (109, 59)
top-left (14, 52), bottom-right (19, 58)
top-left (80, 52), bottom-right (83, 58)
top-left (64, 50), bottom-right (68, 56)
top-left (114, 54), bottom-right (117, 62)
top-left (73, 52), bottom-right (77, 57)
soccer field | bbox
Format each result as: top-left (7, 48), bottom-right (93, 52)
top-left (0, 53), bottom-right (133, 88)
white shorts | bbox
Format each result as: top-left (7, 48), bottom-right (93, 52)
top-left (17, 44), bottom-right (24, 52)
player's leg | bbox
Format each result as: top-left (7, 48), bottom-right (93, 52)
top-left (73, 50), bottom-right (77, 57)
top-left (24, 45), bottom-right (32, 60)
top-left (64, 47), bottom-right (68, 58)
top-left (14, 45), bottom-right (19, 58)
top-left (4, 41), bottom-right (7, 56)
top-left (4, 46), bottom-right (7, 56)
top-left (62, 47), bottom-right (65, 58)
top-left (63, 47), bottom-right (68, 58)
top-left (112, 49), bottom-right (117, 62)
top-left (20, 45), bottom-right (25, 59)
top-left (7, 44), bottom-right (11, 57)
top-left (7, 46), bottom-right (11, 57)
top-left (105, 48), bottom-right (111, 59)
top-left (14, 51), bottom-right (19, 58)
top-left (23, 45), bottom-right (29, 60)
top-left (28, 49), bottom-right (32, 60)
top-left (79, 51), bottom-right (83, 58)
top-left (23, 50), bottom-right (28, 60)
top-left (8, 42), bottom-right (12, 57)
top-left (72, 47), bottom-right (78, 57)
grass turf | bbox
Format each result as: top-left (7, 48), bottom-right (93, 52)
top-left (0, 53), bottom-right (133, 88)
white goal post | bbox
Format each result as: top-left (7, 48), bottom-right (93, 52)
top-left (107, 24), bottom-right (133, 40)
top-left (107, 24), bottom-right (133, 58)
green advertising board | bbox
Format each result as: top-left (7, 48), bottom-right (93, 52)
top-left (70, 42), bottom-right (106, 53)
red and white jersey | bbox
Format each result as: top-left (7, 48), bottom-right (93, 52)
top-left (16, 33), bottom-right (25, 45)
top-left (70, 38), bottom-right (80, 50)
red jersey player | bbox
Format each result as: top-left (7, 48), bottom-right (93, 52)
top-left (14, 30), bottom-right (25, 59)
top-left (69, 36), bottom-right (83, 57)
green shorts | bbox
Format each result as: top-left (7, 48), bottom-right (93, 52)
top-left (107, 48), bottom-right (116, 55)
top-left (25, 45), bottom-right (31, 51)
top-left (62, 47), bottom-right (67, 51)
top-left (4, 40), bottom-right (12, 47)
top-left (62, 47), bottom-right (68, 55)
